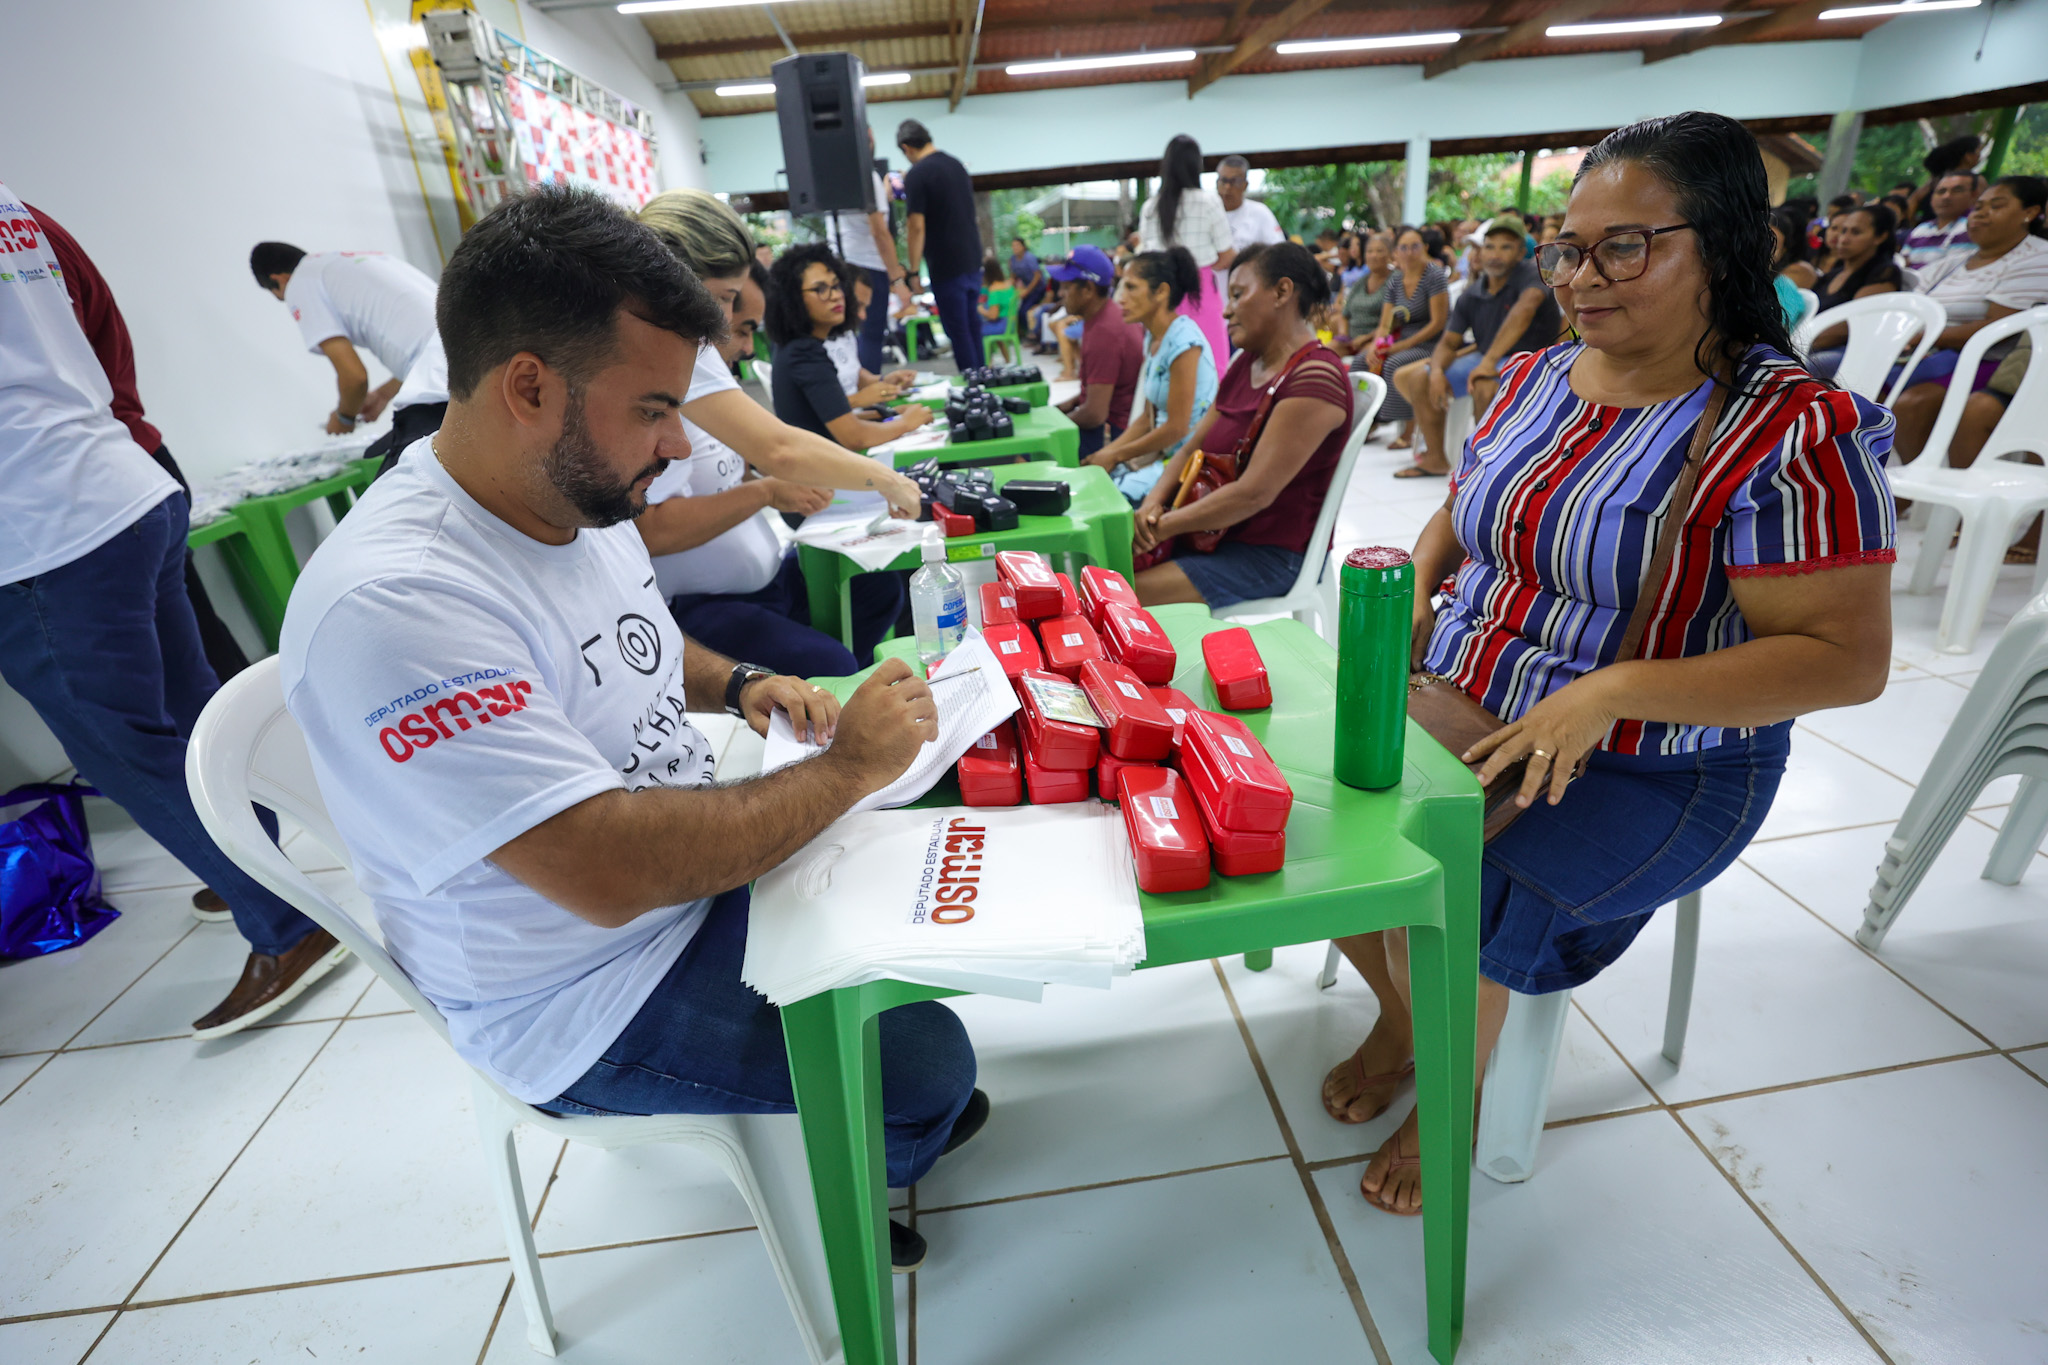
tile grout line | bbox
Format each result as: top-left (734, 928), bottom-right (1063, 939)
top-left (1208, 959), bottom-right (1395, 1365)
top-left (75, 1012), bottom-right (354, 1362)
top-left (1665, 1109), bottom-right (1898, 1365)
top-left (917, 1153), bottom-right (1292, 1216)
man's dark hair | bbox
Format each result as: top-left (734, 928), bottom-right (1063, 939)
top-left (1231, 241), bottom-right (1333, 316)
top-left (437, 185), bottom-right (725, 402)
top-left (763, 242), bottom-right (852, 347)
top-left (249, 241), bottom-right (306, 286)
top-left (896, 119), bottom-right (932, 150)
top-left (1936, 169), bottom-right (1985, 193)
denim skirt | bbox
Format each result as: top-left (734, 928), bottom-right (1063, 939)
top-left (1477, 722), bottom-right (1791, 993)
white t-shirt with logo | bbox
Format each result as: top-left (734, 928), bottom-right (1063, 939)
top-left (643, 339), bottom-right (786, 598)
top-left (1224, 198), bottom-right (1285, 252)
top-left (280, 441), bottom-right (718, 1103)
top-left (0, 188), bottom-right (177, 585)
top-left (825, 332), bottom-right (862, 395)
top-left (833, 172), bottom-right (891, 273)
top-left (391, 332), bottom-right (450, 410)
top-left (285, 251), bottom-right (439, 380)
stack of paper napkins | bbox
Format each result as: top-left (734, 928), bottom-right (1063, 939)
top-left (743, 801), bottom-right (1146, 1005)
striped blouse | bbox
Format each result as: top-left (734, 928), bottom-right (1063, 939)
top-left (1423, 343), bottom-right (1897, 756)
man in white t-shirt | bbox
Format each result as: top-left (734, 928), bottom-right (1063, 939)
top-left (251, 243), bottom-right (438, 437)
top-left (831, 128), bottom-right (915, 374)
top-left (1216, 156), bottom-right (1284, 254)
top-left (0, 187), bottom-right (351, 1037)
top-left (279, 188), bottom-right (983, 1271)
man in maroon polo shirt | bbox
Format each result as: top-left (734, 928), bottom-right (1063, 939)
top-left (1050, 245), bottom-right (1142, 459)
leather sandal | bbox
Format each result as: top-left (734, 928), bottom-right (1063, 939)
top-left (1361, 1127), bottom-right (1424, 1217)
top-left (1322, 1047), bottom-right (1415, 1124)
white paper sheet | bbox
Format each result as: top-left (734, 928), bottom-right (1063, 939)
top-left (789, 491), bottom-right (931, 571)
top-left (867, 426), bottom-right (951, 461)
top-left (759, 630), bottom-right (1021, 815)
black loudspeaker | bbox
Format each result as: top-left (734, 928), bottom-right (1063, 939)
top-left (773, 53), bottom-right (876, 216)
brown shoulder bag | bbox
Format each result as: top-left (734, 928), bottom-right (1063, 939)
top-left (1407, 380), bottom-right (1728, 841)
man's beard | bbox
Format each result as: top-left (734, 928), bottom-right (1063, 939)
top-left (542, 391), bottom-right (666, 529)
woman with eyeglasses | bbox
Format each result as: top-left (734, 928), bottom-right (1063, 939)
top-left (765, 243), bottom-right (935, 453)
top-left (1321, 113), bottom-right (1896, 1218)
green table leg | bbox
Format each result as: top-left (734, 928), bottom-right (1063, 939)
top-left (1408, 910), bottom-right (1473, 1365)
top-left (220, 504), bottom-right (300, 650)
top-left (1241, 948), bottom-right (1274, 972)
top-left (782, 989), bottom-right (898, 1365)
top-left (797, 544), bottom-right (847, 649)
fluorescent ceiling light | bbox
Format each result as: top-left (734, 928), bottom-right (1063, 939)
top-left (1546, 14), bottom-right (1722, 36)
top-left (1005, 50), bottom-right (1198, 76)
top-left (1819, 0), bottom-right (1978, 17)
top-left (620, 0), bottom-right (811, 13)
top-left (1275, 32), bottom-right (1460, 53)
top-left (861, 72), bottom-right (912, 86)
top-left (713, 82), bottom-right (776, 96)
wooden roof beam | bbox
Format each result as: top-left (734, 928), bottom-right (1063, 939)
top-left (656, 21), bottom-right (952, 62)
top-left (1641, 0), bottom-right (1836, 64)
top-left (1423, 0), bottom-right (1611, 78)
top-left (950, 0), bottom-right (987, 111)
top-left (1188, 0), bottom-right (1340, 96)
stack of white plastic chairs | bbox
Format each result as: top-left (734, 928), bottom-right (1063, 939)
top-left (1862, 588), bottom-right (2048, 950)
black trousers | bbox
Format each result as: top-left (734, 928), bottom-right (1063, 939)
top-left (368, 401), bottom-right (451, 478)
top-left (150, 443), bottom-right (249, 682)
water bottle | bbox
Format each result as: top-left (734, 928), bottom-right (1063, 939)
top-left (911, 539), bottom-right (967, 670)
top-left (1334, 547), bottom-right (1414, 790)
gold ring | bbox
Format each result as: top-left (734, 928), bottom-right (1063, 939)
top-left (812, 685), bottom-right (825, 693)
top-left (1531, 748), bottom-right (1552, 761)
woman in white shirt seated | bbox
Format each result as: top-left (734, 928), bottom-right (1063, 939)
top-left (1889, 175), bottom-right (2048, 462)
top-left (635, 193), bottom-right (921, 672)
top-left (1138, 134), bottom-right (1237, 364)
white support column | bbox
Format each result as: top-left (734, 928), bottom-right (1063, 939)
top-left (1403, 135), bottom-right (1430, 226)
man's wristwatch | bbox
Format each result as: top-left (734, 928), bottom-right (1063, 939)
top-left (724, 662), bottom-right (776, 718)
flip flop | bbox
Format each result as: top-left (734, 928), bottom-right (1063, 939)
top-left (1360, 1126), bottom-right (1424, 1217)
top-left (1322, 1048), bottom-right (1415, 1124)
top-left (1393, 463), bottom-right (1448, 479)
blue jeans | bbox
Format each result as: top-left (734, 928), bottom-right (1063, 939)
top-left (1444, 350), bottom-right (1484, 398)
top-left (1173, 539), bottom-right (1305, 609)
top-left (856, 266), bottom-right (891, 374)
top-left (0, 494), bottom-right (315, 957)
top-left (669, 551), bottom-right (904, 674)
top-left (542, 887), bottom-right (978, 1188)
top-left (1479, 723), bottom-right (1790, 992)
top-left (930, 269), bottom-right (985, 371)
top-left (1076, 422), bottom-right (1121, 459)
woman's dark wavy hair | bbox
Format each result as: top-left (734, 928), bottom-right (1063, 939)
top-left (1232, 241), bottom-right (1333, 316)
top-left (1996, 175), bottom-right (2048, 238)
top-left (1828, 204), bottom-right (1903, 297)
top-left (1923, 135), bottom-right (1983, 180)
top-left (1768, 208), bottom-right (1810, 269)
top-left (1573, 111), bottom-right (1795, 391)
top-left (1127, 245), bottom-right (1204, 308)
top-left (763, 242), bottom-right (853, 347)
top-left (1156, 133), bottom-right (1204, 246)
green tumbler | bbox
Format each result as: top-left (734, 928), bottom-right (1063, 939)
top-left (1335, 546), bottom-right (1414, 789)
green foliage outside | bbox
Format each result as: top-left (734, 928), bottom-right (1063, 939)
top-left (1784, 106), bottom-right (2047, 204)
top-left (1259, 155), bottom-right (1573, 238)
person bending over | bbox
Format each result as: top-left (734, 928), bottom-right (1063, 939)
top-left (1324, 113), bottom-right (1893, 1218)
top-left (1050, 246), bottom-right (1143, 460)
top-left (281, 187), bottom-right (985, 1272)
top-left (1390, 220), bottom-right (1561, 477)
top-left (1087, 248), bottom-right (1218, 505)
top-left (1131, 242), bottom-right (1351, 610)
top-left (251, 241), bottom-right (438, 438)
top-left (767, 244), bottom-right (935, 454)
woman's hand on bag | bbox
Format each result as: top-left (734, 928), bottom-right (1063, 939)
top-left (1410, 595), bottom-right (1438, 670)
top-left (1132, 503), bottom-right (1168, 553)
top-left (1462, 675), bottom-right (1619, 809)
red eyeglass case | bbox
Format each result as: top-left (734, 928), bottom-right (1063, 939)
top-left (1023, 747), bottom-right (1092, 803)
top-left (1117, 766), bottom-right (1211, 894)
top-left (982, 621), bottom-right (1043, 678)
top-left (1039, 613), bottom-right (1104, 680)
top-left (1053, 572), bottom-right (1081, 618)
top-left (1078, 658), bottom-right (1176, 761)
top-left (1098, 602), bottom-right (1177, 684)
top-left (978, 581), bottom-right (1018, 627)
top-left (995, 550), bottom-right (1062, 618)
top-left (1150, 686), bottom-right (1200, 745)
top-left (1200, 811), bottom-right (1286, 876)
top-left (1097, 749), bottom-right (1159, 800)
top-left (1177, 709), bottom-right (1293, 834)
top-left (1200, 626), bottom-right (1272, 710)
top-left (956, 721), bottom-right (1023, 807)
top-left (1013, 670), bottom-right (1102, 771)
top-left (1077, 565), bottom-right (1141, 628)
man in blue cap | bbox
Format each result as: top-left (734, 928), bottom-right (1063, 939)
top-left (1049, 245), bottom-right (1142, 459)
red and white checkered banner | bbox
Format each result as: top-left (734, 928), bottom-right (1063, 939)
top-left (505, 76), bottom-right (656, 209)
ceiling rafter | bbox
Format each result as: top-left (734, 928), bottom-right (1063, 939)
top-left (1189, 0), bottom-right (1341, 96)
top-left (1423, 0), bottom-right (1612, 79)
top-left (1641, 0), bottom-right (1836, 64)
top-left (950, 0), bottom-right (988, 110)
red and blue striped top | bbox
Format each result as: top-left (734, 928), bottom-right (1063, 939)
top-left (1423, 343), bottom-right (1897, 756)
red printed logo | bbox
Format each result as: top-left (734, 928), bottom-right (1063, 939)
top-left (931, 817), bottom-right (984, 924)
top-left (378, 681), bottom-right (532, 762)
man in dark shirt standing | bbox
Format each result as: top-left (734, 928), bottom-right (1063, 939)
top-left (897, 120), bottom-right (986, 371)
top-left (1049, 246), bottom-right (1141, 458)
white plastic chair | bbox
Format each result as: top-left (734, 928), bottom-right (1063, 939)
top-left (1892, 306), bottom-right (2048, 654)
top-left (1795, 287), bottom-right (1819, 327)
top-left (1791, 293), bottom-right (1946, 406)
top-left (1214, 373), bottom-right (1387, 636)
top-left (184, 660), bottom-right (842, 1361)
top-left (1314, 889), bottom-right (1702, 1183)
top-left (1863, 589), bottom-right (2048, 947)
top-left (753, 357), bottom-right (774, 394)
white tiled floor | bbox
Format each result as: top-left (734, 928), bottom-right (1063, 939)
top-left (4, 420), bottom-right (2046, 1363)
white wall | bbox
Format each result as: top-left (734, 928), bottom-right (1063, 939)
top-left (1851, 0), bottom-right (2048, 112)
top-left (698, 40), bottom-right (1867, 192)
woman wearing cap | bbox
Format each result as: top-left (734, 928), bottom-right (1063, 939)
top-left (1319, 113), bottom-right (1894, 1218)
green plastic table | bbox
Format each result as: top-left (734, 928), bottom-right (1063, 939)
top-left (884, 405), bottom-right (1078, 471)
top-left (795, 461), bottom-right (1134, 651)
top-left (893, 375), bottom-right (1051, 412)
top-left (185, 456), bottom-right (381, 648)
top-left (784, 608), bottom-right (1480, 1365)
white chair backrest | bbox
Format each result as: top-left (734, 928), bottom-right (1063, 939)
top-left (1795, 287), bottom-right (1819, 326)
top-left (1910, 305), bottom-right (2048, 473)
top-left (184, 659), bottom-right (453, 1044)
top-left (1792, 293), bottom-right (1947, 406)
top-left (1300, 373), bottom-right (1388, 591)
top-left (754, 358), bottom-right (774, 392)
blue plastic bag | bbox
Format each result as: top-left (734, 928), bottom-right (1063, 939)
top-left (0, 782), bottom-right (119, 958)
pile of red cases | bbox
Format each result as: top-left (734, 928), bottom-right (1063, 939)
top-left (1099, 602), bottom-right (1176, 684)
top-left (1078, 659), bottom-right (1174, 760)
top-left (1200, 626), bottom-right (1272, 710)
top-left (1117, 766), bottom-right (1209, 893)
top-left (979, 581), bottom-right (1018, 627)
top-left (982, 621), bottom-right (1043, 678)
top-left (956, 720), bottom-right (1022, 806)
top-left (994, 551), bottom-right (1062, 619)
top-left (1040, 613), bottom-right (1103, 679)
top-left (1175, 709), bottom-right (1291, 875)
